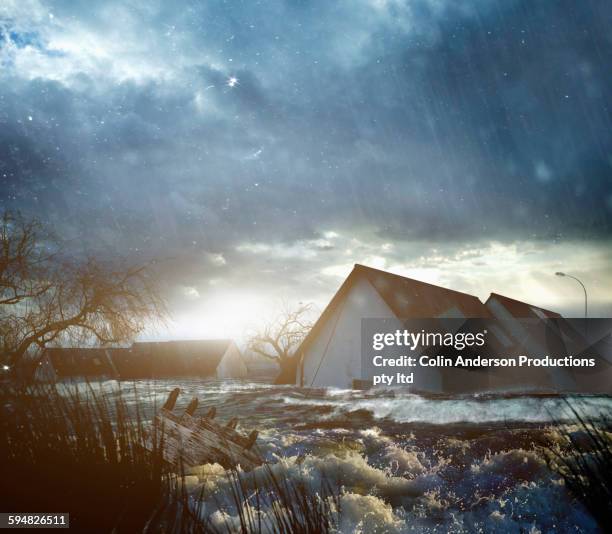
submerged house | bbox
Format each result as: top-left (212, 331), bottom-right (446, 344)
top-left (35, 340), bottom-right (247, 381)
top-left (112, 339), bottom-right (247, 379)
top-left (482, 293), bottom-right (575, 393)
top-left (36, 348), bottom-right (119, 381)
top-left (484, 293), bottom-right (612, 394)
top-left (296, 264), bottom-right (611, 394)
top-left (296, 264), bottom-right (490, 391)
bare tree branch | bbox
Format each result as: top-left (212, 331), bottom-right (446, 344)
top-left (0, 212), bottom-right (168, 367)
top-left (247, 302), bottom-right (313, 384)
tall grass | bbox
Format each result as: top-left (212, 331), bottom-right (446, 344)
top-left (210, 464), bottom-right (339, 534)
top-left (0, 382), bottom-right (339, 533)
top-left (0, 382), bottom-right (178, 531)
top-left (543, 401), bottom-right (612, 531)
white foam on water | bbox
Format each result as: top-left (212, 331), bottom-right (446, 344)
top-left (186, 441), bottom-right (598, 533)
top-left (62, 378), bottom-right (608, 426)
top-left (46, 379), bottom-right (606, 531)
top-left (278, 390), bottom-right (612, 424)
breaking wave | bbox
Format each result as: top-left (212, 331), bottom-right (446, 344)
top-left (274, 389), bottom-right (611, 425)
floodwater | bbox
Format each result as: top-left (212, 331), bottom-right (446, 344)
top-left (76, 379), bottom-right (610, 533)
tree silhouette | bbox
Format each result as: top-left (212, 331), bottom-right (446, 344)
top-left (248, 302), bottom-right (313, 384)
top-left (0, 212), bottom-right (167, 371)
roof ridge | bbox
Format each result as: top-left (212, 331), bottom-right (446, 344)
top-left (487, 292), bottom-right (560, 315)
top-left (134, 339), bottom-right (233, 344)
top-left (354, 263), bottom-right (481, 301)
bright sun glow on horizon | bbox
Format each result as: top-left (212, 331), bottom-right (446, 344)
top-left (144, 291), bottom-right (276, 346)
top-left (137, 238), bottom-right (612, 344)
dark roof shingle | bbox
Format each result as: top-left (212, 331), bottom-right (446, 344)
top-left (298, 264), bottom-right (489, 357)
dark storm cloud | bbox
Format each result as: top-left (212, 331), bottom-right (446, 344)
top-left (1, 0), bottom-right (611, 313)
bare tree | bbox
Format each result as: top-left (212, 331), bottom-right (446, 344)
top-left (248, 302), bottom-right (314, 384)
top-left (0, 212), bottom-right (167, 370)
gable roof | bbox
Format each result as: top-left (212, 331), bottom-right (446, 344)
top-left (128, 339), bottom-right (235, 377)
top-left (132, 339), bottom-right (233, 357)
top-left (297, 264), bottom-right (489, 357)
top-left (43, 348), bottom-right (118, 378)
top-left (485, 293), bottom-right (562, 319)
top-left (360, 265), bottom-right (488, 318)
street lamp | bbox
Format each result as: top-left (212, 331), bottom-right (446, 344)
top-left (556, 272), bottom-right (588, 338)
top-left (555, 272), bottom-right (587, 320)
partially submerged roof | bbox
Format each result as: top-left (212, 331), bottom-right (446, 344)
top-left (40, 341), bottom-right (240, 380)
top-left (129, 339), bottom-right (236, 377)
top-left (298, 264), bottom-right (489, 357)
top-left (132, 339), bottom-right (234, 358)
top-left (43, 348), bottom-right (117, 378)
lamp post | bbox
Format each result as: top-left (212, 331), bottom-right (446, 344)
top-left (555, 272), bottom-right (588, 338)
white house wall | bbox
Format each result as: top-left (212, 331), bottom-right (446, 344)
top-left (216, 342), bottom-right (248, 379)
top-left (300, 276), bottom-right (392, 388)
top-left (299, 276), bottom-right (444, 392)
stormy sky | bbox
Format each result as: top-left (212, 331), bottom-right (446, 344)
top-left (1, 0), bottom-right (611, 340)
